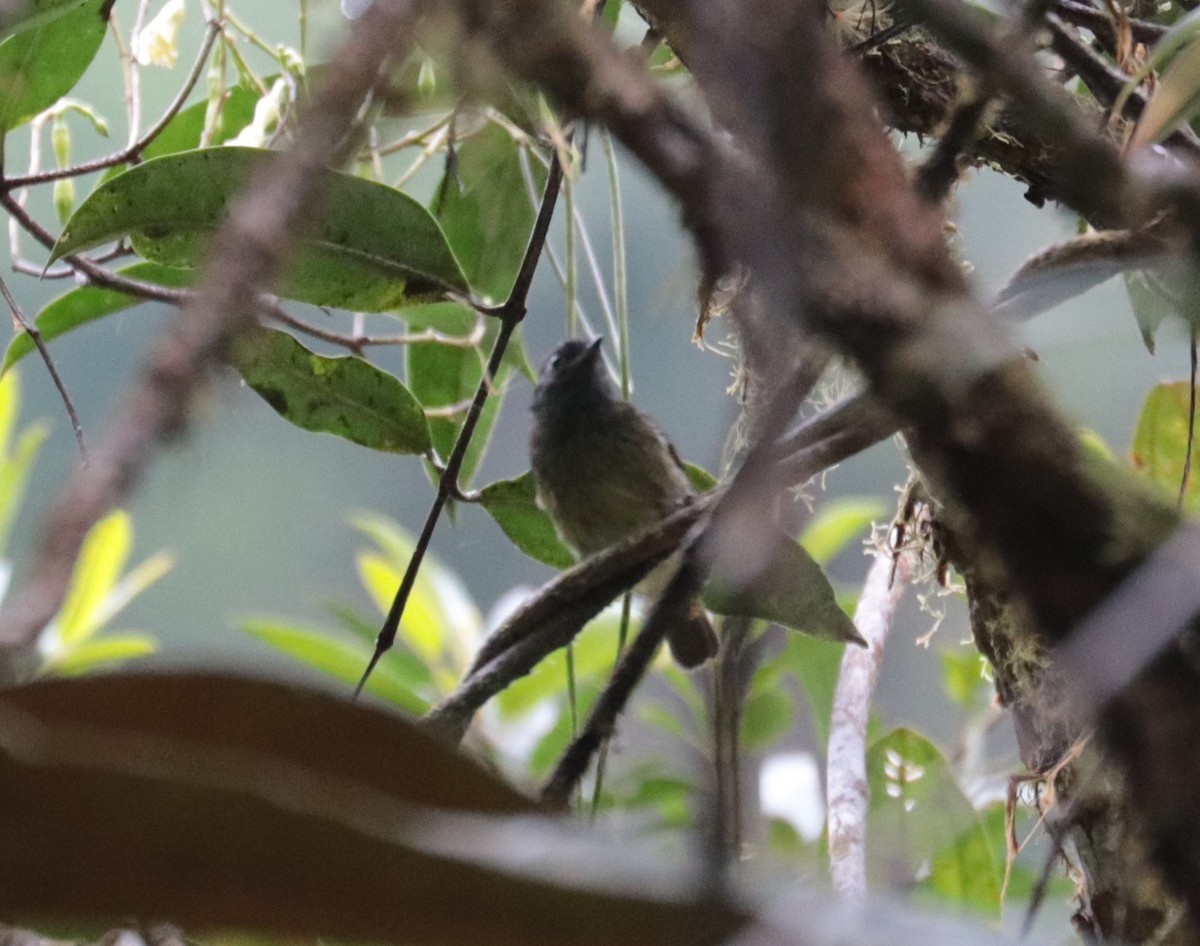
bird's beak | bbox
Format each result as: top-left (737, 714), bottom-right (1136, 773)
top-left (585, 336), bottom-right (604, 360)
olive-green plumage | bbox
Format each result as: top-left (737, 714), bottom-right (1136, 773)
top-left (530, 338), bottom-right (718, 668)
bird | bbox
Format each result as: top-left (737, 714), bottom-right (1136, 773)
top-left (529, 336), bottom-right (719, 668)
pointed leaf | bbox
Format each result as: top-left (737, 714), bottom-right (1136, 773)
top-left (682, 462), bottom-right (717, 492)
top-left (241, 618), bottom-right (429, 713)
top-left (56, 509), bottom-right (132, 645)
top-left (0, 372), bottom-right (46, 557)
top-left (704, 534), bottom-right (865, 645)
top-left (0, 0), bottom-right (107, 132)
top-left (230, 328), bottom-right (431, 454)
top-left (3, 262), bottom-right (193, 373)
top-left (480, 471), bottom-right (574, 569)
top-left (52, 147), bottom-right (470, 310)
top-left (43, 634), bottom-right (157, 675)
top-left (1125, 269), bottom-right (1181, 355)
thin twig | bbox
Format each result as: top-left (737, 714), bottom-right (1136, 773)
top-left (0, 276), bottom-right (86, 461)
top-left (356, 154), bottom-right (565, 697)
top-left (0, 192), bottom-right (189, 305)
top-left (2, 19), bottom-right (221, 190)
top-left (827, 549), bottom-right (913, 898)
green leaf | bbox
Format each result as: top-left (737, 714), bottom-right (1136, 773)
top-left (0, 0), bottom-right (107, 132)
top-left (782, 633), bottom-right (847, 745)
top-left (939, 646), bottom-right (987, 708)
top-left (230, 328), bottom-right (432, 454)
top-left (0, 372), bottom-right (47, 557)
top-left (1131, 380), bottom-right (1200, 511)
top-left (42, 634), bottom-right (157, 675)
top-left (1124, 270), bottom-right (1181, 355)
top-left (87, 550), bottom-right (173, 635)
top-left (0, 0), bottom-right (91, 40)
top-left (56, 509), bottom-right (132, 646)
top-left (351, 514), bottom-right (481, 679)
top-left (52, 147), bottom-right (469, 311)
top-left (866, 728), bottom-right (1002, 910)
top-left (99, 84), bottom-right (259, 185)
top-left (240, 618), bottom-right (429, 713)
top-left (703, 534), bottom-right (865, 645)
top-left (480, 471), bottom-right (574, 569)
top-left (3, 262), bottom-right (193, 374)
top-left (405, 304), bottom-right (495, 487)
top-left (434, 123), bottom-right (547, 303)
top-left (741, 687), bottom-right (794, 750)
top-left (682, 462), bottom-right (717, 493)
top-left (494, 608), bottom-right (621, 718)
top-left (800, 497), bottom-right (886, 566)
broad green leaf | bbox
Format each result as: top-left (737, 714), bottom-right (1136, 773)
top-left (0, 0), bottom-right (91, 40)
top-left (704, 534), bottom-right (865, 644)
top-left (405, 304), bottom-right (497, 487)
top-left (0, 372), bottom-right (47, 557)
top-left (3, 262), bottom-right (193, 373)
top-left (800, 496), bottom-right (887, 566)
top-left (56, 509), bottom-right (132, 645)
top-left (52, 147), bottom-right (469, 311)
top-left (741, 687), bottom-right (793, 750)
top-left (867, 728), bottom-right (1002, 909)
top-left (480, 471), bottom-right (574, 569)
top-left (434, 123), bottom-right (547, 302)
top-left (0, 0), bottom-right (107, 132)
top-left (404, 303), bottom-right (532, 487)
top-left (230, 328), bottom-right (432, 454)
top-left (43, 634), bottom-right (157, 675)
top-left (1131, 380), bottom-right (1200, 510)
top-left (240, 618), bottom-right (428, 713)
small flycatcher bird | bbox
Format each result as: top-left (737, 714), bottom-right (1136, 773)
top-left (530, 337), bottom-right (719, 668)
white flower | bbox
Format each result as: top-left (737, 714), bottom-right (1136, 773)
top-left (132, 0), bottom-right (186, 68)
top-left (228, 79), bottom-right (288, 148)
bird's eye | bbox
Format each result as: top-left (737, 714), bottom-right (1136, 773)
top-left (549, 354), bottom-right (562, 370)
